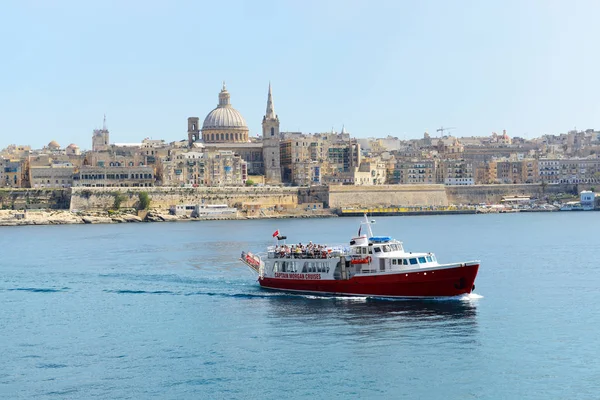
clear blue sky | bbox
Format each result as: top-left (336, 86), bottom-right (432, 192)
top-left (1, 0), bottom-right (599, 150)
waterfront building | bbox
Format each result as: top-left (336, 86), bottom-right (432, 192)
top-left (538, 158), bottom-right (600, 184)
top-left (391, 160), bottom-right (436, 184)
top-left (580, 190), bottom-right (600, 210)
top-left (490, 158), bottom-right (538, 184)
top-left (161, 150), bottom-right (206, 187)
top-left (29, 164), bottom-right (75, 188)
top-left (0, 158), bottom-right (25, 188)
top-left (437, 159), bottom-right (474, 185)
top-left (204, 150), bottom-right (247, 187)
top-left (73, 165), bottom-right (155, 187)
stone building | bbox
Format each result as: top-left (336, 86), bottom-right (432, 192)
top-left (73, 165), bottom-right (154, 187)
top-left (187, 83), bottom-right (266, 176)
top-left (0, 158), bottom-right (25, 188)
top-left (391, 160), bottom-right (436, 184)
top-left (437, 159), bottom-right (474, 185)
top-left (262, 83), bottom-right (282, 184)
top-left (538, 158), bottom-right (600, 184)
top-left (163, 150), bottom-right (206, 187)
top-left (204, 150), bottom-right (247, 187)
top-left (29, 164), bottom-right (75, 188)
top-left (92, 116), bottom-right (110, 152)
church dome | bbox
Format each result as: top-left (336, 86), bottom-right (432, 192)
top-left (202, 83), bottom-right (248, 131)
top-left (48, 140), bottom-right (60, 149)
top-left (203, 107), bottom-right (248, 130)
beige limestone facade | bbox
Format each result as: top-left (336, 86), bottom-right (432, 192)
top-left (29, 164), bottom-right (75, 188)
top-left (73, 166), bottom-right (154, 187)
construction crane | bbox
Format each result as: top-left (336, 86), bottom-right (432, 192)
top-left (436, 126), bottom-right (456, 136)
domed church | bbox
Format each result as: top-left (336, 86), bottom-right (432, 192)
top-left (187, 83), bottom-right (281, 180)
top-left (201, 82), bottom-right (249, 143)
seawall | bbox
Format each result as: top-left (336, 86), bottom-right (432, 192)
top-left (70, 186), bottom-right (299, 211)
top-left (0, 188), bottom-right (71, 210)
top-left (328, 185), bottom-right (449, 208)
top-left (445, 183), bottom-right (577, 205)
top-left (0, 183), bottom-right (584, 213)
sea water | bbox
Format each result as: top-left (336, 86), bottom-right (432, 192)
top-left (1, 212), bottom-right (599, 399)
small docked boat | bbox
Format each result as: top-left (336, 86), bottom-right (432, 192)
top-left (240, 215), bottom-right (480, 298)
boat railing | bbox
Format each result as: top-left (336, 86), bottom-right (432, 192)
top-left (267, 245), bottom-right (350, 260)
top-left (240, 251), bottom-right (264, 275)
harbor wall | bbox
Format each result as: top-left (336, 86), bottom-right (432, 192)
top-left (0, 188), bottom-right (71, 210)
top-left (69, 186), bottom-right (299, 211)
top-left (1, 183), bottom-right (584, 212)
top-left (328, 185), bottom-right (449, 208)
top-left (445, 183), bottom-right (577, 205)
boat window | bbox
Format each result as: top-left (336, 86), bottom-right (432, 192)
top-left (273, 262), bottom-right (279, 272)
top-left (374, 247), bottom-right (381, 253)
top-left (282, 261), bottom-right (298, 272)
top-left (426, 256), bottom-right (432, 262)
top-left (362, 247), bottom-right (367, 254)
top-left (403, 259), bottom-right (408, 265)
top-left (383, 245), bottom-right (390, 252)
top-left (392, 259), bottom-right (397, 265)
top-left (418, 257), bottom-right (426, 263)
top-left (409, 258), bottom-right (418, 265)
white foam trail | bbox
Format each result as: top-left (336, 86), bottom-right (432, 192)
top-left (427, 292), bottom-right (484, 301)
top-left (303, 295), bottom-right (368, 301)
top-left (466, 293), bottom-right (484, 300)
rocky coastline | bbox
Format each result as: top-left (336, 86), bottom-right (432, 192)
top-left (0, 209), bottom-right (338, 227)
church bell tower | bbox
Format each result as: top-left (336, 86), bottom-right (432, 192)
top-left (262, 83), bottom-right (282, 184)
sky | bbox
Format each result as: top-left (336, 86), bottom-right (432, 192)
top-left (1, 0), bottom-right (599, 150)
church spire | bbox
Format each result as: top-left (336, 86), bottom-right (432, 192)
top-left (265, 82), bottom-right (276, 120)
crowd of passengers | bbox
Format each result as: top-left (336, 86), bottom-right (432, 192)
top-left (272, 242), bottom-right (335, 259)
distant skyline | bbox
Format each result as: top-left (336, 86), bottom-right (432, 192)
top-left (2, 0), bottom-right (599, 150)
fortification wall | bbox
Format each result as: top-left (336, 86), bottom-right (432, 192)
top-left (298, 186), bottom-right (330, 207)
top-left (70, 186), bottom-right (299, 211)
top-left (328, 185), bottom-right (449, 208)
top-left (0, 188), bottom-right (71, 210)
top-left (445, 183), bottom-right (576, 204)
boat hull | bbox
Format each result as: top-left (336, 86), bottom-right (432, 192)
top-left (258, 263), bottom-right (479, 298)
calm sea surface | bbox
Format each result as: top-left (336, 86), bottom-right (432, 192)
top-left (1, 213), bottom-right (599, 399)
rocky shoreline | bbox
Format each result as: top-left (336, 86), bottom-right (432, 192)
top-left (0, 209), bottom-right (338, 227)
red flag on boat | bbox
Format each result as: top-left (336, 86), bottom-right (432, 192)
top-left (272, 230), bottom-right (279, 237)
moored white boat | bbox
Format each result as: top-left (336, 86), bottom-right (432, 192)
top-left (240, 215), bottom-right (480, 298)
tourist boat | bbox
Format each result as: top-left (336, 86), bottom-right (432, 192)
top-left (240, 215), bottom-right (480, 298)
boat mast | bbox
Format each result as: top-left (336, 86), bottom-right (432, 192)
top-left (361, 214), bottom-right (374, 238)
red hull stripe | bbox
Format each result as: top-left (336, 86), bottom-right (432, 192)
top-left (259, 264), bottom-right (479, 298)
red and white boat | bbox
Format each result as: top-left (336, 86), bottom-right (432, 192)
top-left (240, 215), bottom-right (480, 298)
